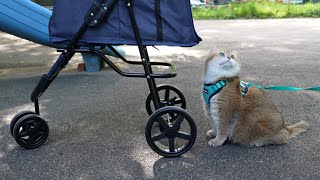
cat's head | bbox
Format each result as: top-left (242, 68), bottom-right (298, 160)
top-left (203, 49), bottom-right (240, 84)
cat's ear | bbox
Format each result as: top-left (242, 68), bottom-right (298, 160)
top-left (209, 47), bottom-right (219, 55)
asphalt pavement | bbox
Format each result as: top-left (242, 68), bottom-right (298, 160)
top-left (1, 19), bottom-right (320, 179)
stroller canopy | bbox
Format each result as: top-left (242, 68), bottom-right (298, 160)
top-left (49, 0), bottom-right (201, 47)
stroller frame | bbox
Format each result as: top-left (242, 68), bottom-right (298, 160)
top-left (10, 0), bottom-right (197, 158)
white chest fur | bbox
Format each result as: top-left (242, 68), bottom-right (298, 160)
top-left (207, 94), bottom-right (220, 136)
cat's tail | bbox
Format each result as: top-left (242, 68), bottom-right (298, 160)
top-left (287, 121), bottom-right (309, 138)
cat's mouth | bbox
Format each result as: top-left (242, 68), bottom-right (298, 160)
top-left (219, 60), bottom-right (231, 66)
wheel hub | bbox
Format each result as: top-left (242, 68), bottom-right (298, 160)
top-left (165, 128), bottom-right (178, 138)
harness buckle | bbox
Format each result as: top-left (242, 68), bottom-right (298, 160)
top-left (240, 81), bottom-right (248, 96)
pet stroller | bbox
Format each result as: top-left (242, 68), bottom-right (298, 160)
top-left (10, 0), bottom-right (201, 157)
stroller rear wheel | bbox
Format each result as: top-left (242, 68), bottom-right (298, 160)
top-left (145, 106), bottom-right (197, 158)
top-left (10, 111), bottom-right (36, 136)
top-left (145, 84), bottom-right (186, 115)
top-left (13, 114), bottom-right (49, 149)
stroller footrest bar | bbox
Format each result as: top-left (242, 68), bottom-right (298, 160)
top-left (120, 72), bottom-right (176, 78)
top-left (31, 75), bottom-right (53, 102)
top-left (149, 62), bottom-right (176, 78)
top-left (95, 49), bottom-right (177, 78)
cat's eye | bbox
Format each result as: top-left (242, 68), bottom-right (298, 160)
top-left (219, 52), bottom-right (225, 57)
top-left (230, 55), bottom-right (235, 59)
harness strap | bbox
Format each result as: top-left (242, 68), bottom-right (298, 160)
top-left (203, 80), bottom-right (226, 107)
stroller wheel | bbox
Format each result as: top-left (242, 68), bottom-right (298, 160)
top-left (145, 84), bottom-right (186, 115)
top-left (13, 114), bottom-right (49, 149)
top-left (10, 111), bottom-right (36, 136)
top-left (145, 107), bottom-right (197, 158)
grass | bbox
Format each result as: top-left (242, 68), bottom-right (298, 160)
top-left (192, 1), bottom-right (320, 19)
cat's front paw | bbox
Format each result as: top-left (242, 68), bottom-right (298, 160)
top-left (208, 138), bottom-right (225, 147)
top-left (207, 129), bottom-right (216, 138)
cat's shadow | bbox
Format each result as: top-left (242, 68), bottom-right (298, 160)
top-left (152, 141), bottom-right (287, 179)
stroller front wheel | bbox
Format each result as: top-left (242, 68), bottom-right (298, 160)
top-left (10, 110), bottom-right (36, 136)
top-left (13, 114), bottom-right (49, 149)
top-left (145, 84), bottom-right (186, 115)
top-left (145, 106), bottom-right (197, 158)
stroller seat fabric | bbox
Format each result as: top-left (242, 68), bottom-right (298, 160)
top-left (49, 0), bottom-right (201, 47)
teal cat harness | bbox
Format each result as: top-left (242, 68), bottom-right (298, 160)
top-left (203, 80), bottom-right (226, 107)
top-left (203, 80), bottom-right (248, 107)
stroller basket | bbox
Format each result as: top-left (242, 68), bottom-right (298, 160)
top-left (10, 0), bottom-right (199, 158)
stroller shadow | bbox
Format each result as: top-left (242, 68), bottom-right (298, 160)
top-left (153, 156), bottom-right (201, 179)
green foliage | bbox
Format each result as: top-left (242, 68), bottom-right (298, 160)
top-left (192, 2), bottom-right (320, 19)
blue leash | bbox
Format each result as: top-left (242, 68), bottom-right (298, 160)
top-left (243, 82), bottom-right (320, 91)
top-left (203, 81), bottom-right (320, 107)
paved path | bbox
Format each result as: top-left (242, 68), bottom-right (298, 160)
top-left (0, 19), bottom-right (320, 179)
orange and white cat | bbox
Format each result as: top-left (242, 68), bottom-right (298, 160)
top-left (203, 49), bottom-right (309, 147)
